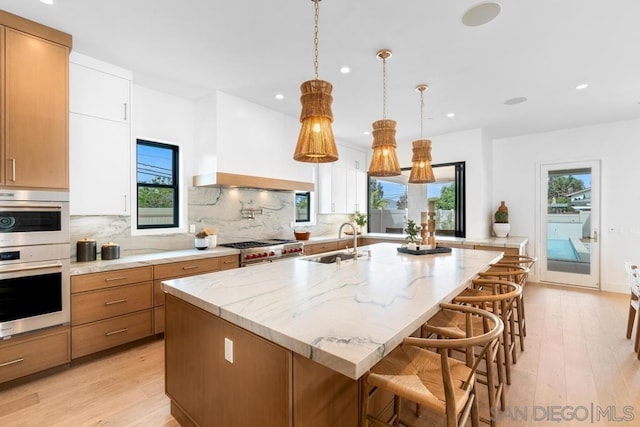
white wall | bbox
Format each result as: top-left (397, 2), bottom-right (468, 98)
top-left (493, 118), bottom-right (640, 292)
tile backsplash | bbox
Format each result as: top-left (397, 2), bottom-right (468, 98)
top-left (70, 187), bottom-right (352, 258)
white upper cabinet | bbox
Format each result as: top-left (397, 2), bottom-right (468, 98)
top-left (318, 144), bottom-right (368, 214)
top-left (69, 53), bottom-right (132, 215)
top-left (70, 56), bottom-right (130, 123)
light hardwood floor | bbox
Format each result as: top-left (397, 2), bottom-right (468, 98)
top-left (0, 283), bottom-right (638, 426)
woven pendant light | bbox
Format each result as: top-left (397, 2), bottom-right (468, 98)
top-left (408, 84), bottom-right (435, 183)
top-left (293, 0), bottom-right (338, 163)
top-left (368, 49), bottom-right (400, 177)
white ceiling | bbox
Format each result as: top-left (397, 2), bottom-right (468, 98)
top-left (2, 0), bottom-right (639, 149)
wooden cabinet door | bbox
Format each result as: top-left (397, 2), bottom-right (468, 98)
top-left (4, 28), bottom-right (68, 189)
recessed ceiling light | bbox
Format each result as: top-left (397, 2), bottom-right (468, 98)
top-left (40, 0), bottom-right (54, 4)
top-left (363, 131), bottom-right (371, 136)
top-left (275, 93), bottom-right (284, 100)
top-left (446, 113), bottom-right (455, 118)
top-left (575, 83), bottom-right (589, 90)
top-left (504, 96), bottom-right (528, 105)
top-left (340, 66), bottom-right (351, 74)
top-left (462, 2), bottom-right (501, 27)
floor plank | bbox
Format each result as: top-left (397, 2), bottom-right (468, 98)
top-left (0, 283), bottom-right (638, 426)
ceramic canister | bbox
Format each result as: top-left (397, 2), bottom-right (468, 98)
top-left (101, 242), bottom-right (120, 260)
top-left (76, 238), bottom-right (97, 262)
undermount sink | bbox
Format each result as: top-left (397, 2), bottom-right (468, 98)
top-left (303, 251), bottom-right (364, 264)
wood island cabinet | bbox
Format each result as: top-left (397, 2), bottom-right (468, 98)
top-left (70, 266), bottom-right (153, 359)
top-left (0, 11), bottom-right (72, 190)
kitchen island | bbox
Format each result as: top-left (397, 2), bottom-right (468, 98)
top-left (162, 243), bottom-right (502, 426)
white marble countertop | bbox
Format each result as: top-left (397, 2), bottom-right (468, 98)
top-left (161, 242), bottom-right (502, 380)
top-left (361, 233), bottom-right (528, 249)
top-left (70, 247), bottom-right (240, 275)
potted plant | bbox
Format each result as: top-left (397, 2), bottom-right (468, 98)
top-left (404, 219), bottom-right (422, 250)
top-left (492, 201), bottom-right (510, 238)
top-left (352, 212), bottom-right (368, 234)
top-left (195, 227), bottom-right (218, 250)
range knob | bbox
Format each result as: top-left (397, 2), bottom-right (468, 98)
top-left (269, 251), bottom-right (275, 256)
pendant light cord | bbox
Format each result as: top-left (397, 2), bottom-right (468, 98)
top-left (313, 0), bottom-right (320, 80)
top-left (382, 56), bottom-right (387, 119)
top-left (420, 89), bottom-right (424, 138)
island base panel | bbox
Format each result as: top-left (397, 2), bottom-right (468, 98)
top-left (165, 294), bottom-right (292, 427)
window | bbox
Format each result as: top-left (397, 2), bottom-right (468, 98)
top-left (295, 192), bottom-right (311, 223)
top-left (136, 139), bottom-right (179, 229)
top-left (368, 161), bottom-right (466, 237)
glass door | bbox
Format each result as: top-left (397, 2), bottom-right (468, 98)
top-left (539, 161), bottom-right (600, 288)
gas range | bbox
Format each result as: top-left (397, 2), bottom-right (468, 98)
top-left (219, 239), bottom-right (304, 266)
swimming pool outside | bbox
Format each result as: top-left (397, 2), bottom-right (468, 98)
top-left (547, 238), bottom-right (590, 262)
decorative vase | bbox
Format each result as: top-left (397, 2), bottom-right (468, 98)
top-left (195, 237), bottom-right (209, 250)
top-left (407, 242), bottom-right (418, 251)
top-left (493, 223), bottom-right (510, 238)
top-left (498, 201), bottom-right (509, 213)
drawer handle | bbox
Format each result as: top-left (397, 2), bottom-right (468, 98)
top-left (105, 298), bottom-right (128, 306)
top-left (222, 260), bottom-right (235, 264)
top-left (182, 265), bottom-right (198, 270)
top-left (105, 328), bottom-right (129, 337)
top-left (0, 357), bottom-right (24, 368)
top-left (104, 276), bottom-right (127, 282)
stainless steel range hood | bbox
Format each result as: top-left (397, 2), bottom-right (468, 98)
top-left (193, 172), bottom-right (314, 192)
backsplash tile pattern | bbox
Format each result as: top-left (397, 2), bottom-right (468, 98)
top-left (70, 187), bottom-right (352, 259)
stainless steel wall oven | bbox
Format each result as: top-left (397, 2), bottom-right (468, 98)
top-left (0, 191), bottom-right (70, 338)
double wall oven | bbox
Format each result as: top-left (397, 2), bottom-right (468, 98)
top-left (0, 190), bottom-right (70, 338)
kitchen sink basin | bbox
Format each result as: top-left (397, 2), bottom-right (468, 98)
top-left (303, 251), bottom-right (364, 264)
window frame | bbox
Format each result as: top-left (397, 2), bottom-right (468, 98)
top-left (136, 139), bottom-right (180, 230)
top-left (366, 161), bottom-right (466, 237)
top-left (295, 191), bottom-right (311, 223)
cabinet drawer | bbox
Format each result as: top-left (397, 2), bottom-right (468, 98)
top-left (71, 282), bottom-right (153, 326)
top-left (72, 266), bottom-right (153, 293)
top-left (0, 326), bottom-right (70, 384)
top-left (218, 254), bottom-right (240, 271)
top-left (154, 257), bottom-right (221, 280)
top-left (304, 241), bottom-right (339, 255)
top-left (71, 310), bottom-right (153, 359)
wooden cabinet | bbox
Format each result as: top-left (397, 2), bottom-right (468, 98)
top-left (0, 13), bottom-right (71, 190)
top-left (71, 266), bottom-right (153, 359)
top-left (303, 239), bottom-right (360, 255)
top-left (0, 326), bottom-right (70, 384)
top-left (69, 52), bottom-right (132, 215)
top-left (304, 240), bottom-right (340, 255)
top-left (319, 144), bottom-right (368, 214)
top-left (165, 294), bottom-right (359, 426)
top-left (473, 245), bottom-right (520, 256)
top-left (165, 294), bottom-right (292, 427)
top-left (153, 255), bottom-right (239, 334)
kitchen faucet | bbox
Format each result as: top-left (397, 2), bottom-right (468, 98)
top-left (338, 223), bottom-right (358, 256)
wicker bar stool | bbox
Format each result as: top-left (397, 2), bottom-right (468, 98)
top-left (477, 265), bottom-right (529, 353)
top-left (361, 303), bottom-right (503, 427)
top-left (493, 255), bottom-right (536, 338)
top-left (624, 262), bottom-right (640, 354)
top-left (453, 279), bottom-right (521, 390)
